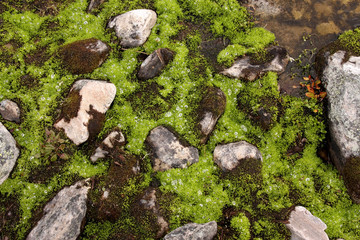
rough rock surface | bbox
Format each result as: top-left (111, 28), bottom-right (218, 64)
top-left (108, 9), bottom-right (157, 48)
top-left (198, 87), bottom-right (226, 144)
top-left (54, 80), bottom-right (116, 145)
top-left (163, 221), bottom-right (217, 240)
top-left (285, 206), bottom-right (329, 240)
top-left (246, 0), bottom-right (281, 17)
top-left (26, 180), bottom-right (90, 240)
top-left (146, 126), bottom-right (199, 171)
top-left (0, 99), bottom-right (20, 123)
top-left (91, 129), bottom-right (126, 162)
top-left (138, 48), bottom-right (175, 80)
top-left (221, 46), bottom-right (289, 81)
top-left (0, 122), bottom-right (20, 185)
top-left (214, 141), bottom-right (262, 171)
top-left (87, 0), bottom-right (105, 12)
top-left (321, 50), bottom-right (360, 171)
top-left (59, 38), bottom-right (110, 74)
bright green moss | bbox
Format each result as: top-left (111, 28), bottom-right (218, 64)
top-left (217, 44), bottom-right (249, 66)
top-left (231, 213), bottom-right (251, 240)
top-left (338, 27), bottom-right (360, 55)
top-left (234, 27), bottom-right (275, 49)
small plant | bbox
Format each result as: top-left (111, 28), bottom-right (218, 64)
top-left (35, 128), bottom-right (70, 162)
top-left (300, 75), bottom-right (327, 100)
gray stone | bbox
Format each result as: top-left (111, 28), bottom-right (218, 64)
top-left (198, 87), bottom-right (226, 144)
top-left (246, 0), bottom-right (281, 17)
top-left (213, 141), bottom-right (262, 171)
top-left (138, 48), bottom-right (175, 80)
top-left (145, 126), bottom-right (199, 171)
top-left (90, 129), bottom-right (125, 162)
top-left (0, 122), bottom-right (20, 185)
top-left (163, 221), bottom-right (217, 240)
top-left (108, 9), bottom-right (157, 48)
top-left (0, 99), bottom-right (20, 123)
top-left (221, 46), bottom-right (289, 81)
top-left (26, 180), bottom-right (90, 240)
top-left (87, 0), bottom-right (106, 12)
top-left (285, 206), bottom-right (329, 240)
top-left (54, 80), bottom-right (116, 145)
top-left (321, 50), bottom-right (360, 171)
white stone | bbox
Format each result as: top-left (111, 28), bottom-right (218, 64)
top-left (0, 99), bottom-right (20, 123)
top-left (285, 206), bottom-right (329, 240)
top-left (164, 221), bottom-right (217, 240)
top-left (54, 80), bottom-right (116, 145)
top-left (108, 9), bottom-right (157, 47)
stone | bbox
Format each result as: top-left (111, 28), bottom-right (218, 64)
top-left (59, 38), bottom-right (110, 74)
top-left (138, 48), bottom-right (175, 80)
top-left (198, 87), bottom-right (226, 144)
top-left (90, 129), bottom-right (126, 162)
top-left (221, 46), bottom-right (289, 81)
top-left (26, 180), bottom-right (90, 240)
top-left (87, 0), bottom-right (106, 13)
top-left (145, 126), bottom-right (199, 171)
top-left (54, 80), bottom-right (116, 145)
top-left (108, 9), bottom-right (157, 48)
top-left (213, 141), bottom-right (262, 171)
top-left (0, 99), bottom-right (20, 123)
top-left (321, 50), bottom-right (360, 171)
top-left (163, 221), bottom-right (217, 240)
top-left (0, 122), bottom-right (20, 185)
top-left (285, 206), bottom-right (329, 240)
top-left (246, 0), bottom-right (282, 17)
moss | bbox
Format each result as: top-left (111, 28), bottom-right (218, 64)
top-left (231, 212), bottom-right (251, 240)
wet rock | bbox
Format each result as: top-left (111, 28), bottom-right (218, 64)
top-left (87, 0), bottom-right (106, 13)
top-left (59, 38), bottom-right (110, 74)
top-left (132, 187), bottom-right (169, 238)
top-left (0, 99), bottom-right (20, 123)
top-left (27, 180), bottom-right (90, 240)
top-left (145, 126), bottom-right (199, 171)
top-left (90, 129), bottom-right (126, 162)
top-left (213, 141), bottom-right (262, 171)
top-left (108, 9), bottom-right (157, 48)
top-left (285, 206), bottom-right (329, 240)
top-left (221, 46), bottom-right (289, 81)
top-left (198, 87), bottom-right (226, 144)
top-left (0, 122), bottom-right (20, 185)
top-left (138, 48), bottom-right (175, 80)
top-left (321, 50), bottom-right (360, 171)
top-left (54, 80), bottom-right (116, 145)
top-left (163, 221), bottom-right (217, 240)
top-left (245, 0), bottom-right (281, 17)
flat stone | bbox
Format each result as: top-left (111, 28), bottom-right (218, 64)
top-left (54, 80), bottom-right (116, 145)
top-left (221, 46), bottom-right (289, 81)
top-left (108, 9), bottom-right (157, 48)
top-left (26, 180), bottom-right (90, 240)
top-left (59, 38), bottom-right (110, 74)
top-left (0, 99), bottom-right (20, 123)
top-left (198, 87), bottom-right (226, 144)
top-left (213, 141), bottom-right (262, 171)
top-left (138, 48), bottom-right (175, 80)
top-left (91, 129), bottom-right (125, 162)
top-left (145, 126), bottom-right (199, 171)
top-left (285, 206), bottom-right (329, 240)
top-left (163, 221), bottom-right (217, 240)
top-left (0, 122), bottom-right (20, 185)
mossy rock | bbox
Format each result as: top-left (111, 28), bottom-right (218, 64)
top-left (343, 157), bottom-right (360, 204)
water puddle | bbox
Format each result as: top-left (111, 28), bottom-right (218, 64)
top-left (244, 0), bottom-right (360, 95)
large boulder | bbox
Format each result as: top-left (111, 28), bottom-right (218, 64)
top-left (221, 46), bottom-right (289, 81)
top-left (54, 80), bottom-right (116, 145)
top-left (138, 48), bottom-right (175, 80)
top-left (145, 126), bottom-right (199, 171)
top-left (27, 180), bottom-right (90, 240)
top-left (285, 206), bottom-right (329, 240)
top-left (59, 38), bottom-right (110, 74)
top-left (0, 122), bottom-right (20, 185)
top-left (163, 221), bottom-right (217, 240)
top-left (0, 99), bottom-right (20, 123)
top-left (108, 9), bottom-right (157, 48)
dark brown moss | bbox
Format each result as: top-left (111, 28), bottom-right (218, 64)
top-left (86, 105), bottom-right (105, 143)
top-left (0, 194), bottom-right (20, 240)
top-left (58, 87), bottom-right (82, 123)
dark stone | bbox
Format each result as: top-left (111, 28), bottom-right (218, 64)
top-left (343, 157), bottom-right (360, 204)
top-left (138, 48), bottom-right (175, 80)
top-left (198, 87), bottom-right (226, 144)
top-left (58, 38), bottom-right (110, 74)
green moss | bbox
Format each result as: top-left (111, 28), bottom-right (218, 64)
top-left (338, 28), bottom-right (360, 56)
top-left (231, 213), bottom-right (251, 240)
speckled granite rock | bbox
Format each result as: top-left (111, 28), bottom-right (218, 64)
top-left (26, 180), bottom-right (90, 240)
top-left (163, 221), bottom-right (217, 240)
top-left (0, 99), bottom-right (20, 123)
top-left (146, 126), bottom-right (199, 171)
top-left (108, 9), bottom-right (157, 47)
top-left (54, 80), bottom-right (116, 145)
top-left (138, 48), bottom-right (175, 80)
top-left (285, 206), bottom-right (329, 240)
top-left (213, 141), bottom-right (262, 171)
top-left (0, 122), bottom-right (20, 185)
